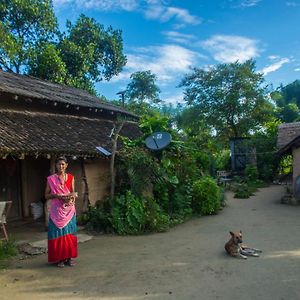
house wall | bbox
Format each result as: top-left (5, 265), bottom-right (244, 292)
top-left (84, 159), bottom-right (110, 206)
top-left (292, 147), bottom-right (300, 198)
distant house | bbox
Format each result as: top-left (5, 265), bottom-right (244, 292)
top-left (277, 122), bottom-right (300, 201)
top-left (0, 70), bottom-right (140, 221)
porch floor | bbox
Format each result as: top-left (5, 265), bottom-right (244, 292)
top-left (6, 218), bottom-right (48, 244)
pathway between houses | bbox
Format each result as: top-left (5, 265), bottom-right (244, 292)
top-left (1, 185), bottom-right (300, 300)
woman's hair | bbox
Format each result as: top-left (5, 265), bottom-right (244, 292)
top-left (55, 156), bottom-right (68, 164)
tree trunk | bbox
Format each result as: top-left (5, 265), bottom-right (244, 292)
top-left (110, 121), bottom-right (125, 200)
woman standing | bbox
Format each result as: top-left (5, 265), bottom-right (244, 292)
top-left (45, 156), bottom-right (78, 268)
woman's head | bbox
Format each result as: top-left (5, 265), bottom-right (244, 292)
top-left (55, 156), bottom-right (68, 173)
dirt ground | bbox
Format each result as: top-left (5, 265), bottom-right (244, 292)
top-left (1, 185), bottom-right (300, 300)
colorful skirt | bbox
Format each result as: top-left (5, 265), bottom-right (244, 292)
top-left (48, 214), bottom-right (78, 263)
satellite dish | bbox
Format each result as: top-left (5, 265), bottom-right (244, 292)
top-left (145, 132), bottom-right (172, 151)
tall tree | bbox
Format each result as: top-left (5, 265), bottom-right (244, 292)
top-left (0, 0), bottom-right (57, 73)
top-left (1, 2), bottom-right (127, 95)
top-left (30, 14), bottom-right (127, 94)
top-left (179, 60), bottom-right (273, 138)
top-left (126, 70), bottom-right (161, 105)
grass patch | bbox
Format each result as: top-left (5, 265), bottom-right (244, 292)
top-left (0, 240), bottom-right (18, 269)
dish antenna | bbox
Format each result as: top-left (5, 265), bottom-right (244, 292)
top-left (145, 132), bottom-right (172, 151)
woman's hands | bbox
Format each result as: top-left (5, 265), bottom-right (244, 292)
top-left (59, 192), bottom-right (78, 206)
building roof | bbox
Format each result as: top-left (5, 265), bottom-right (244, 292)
top-left (277, 122), bottom-right (300, 156)
top-left (0, 70), bottom-right (136, 118)
top-left (0, 109), bottom-right (140, 157)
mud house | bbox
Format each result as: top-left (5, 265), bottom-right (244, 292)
top-left (277, 122), bottom-right (300, 201)
top-left (0, 70), bottom-right (140, 221)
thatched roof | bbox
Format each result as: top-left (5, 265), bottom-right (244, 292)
top-left (277, 122), bottom-right (300, 156)
top-left (0, 109), bottom-right (140, 157)
top-left (0, 70), bottom-right (136, 118)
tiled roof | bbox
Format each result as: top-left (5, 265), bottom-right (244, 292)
top-left (277, 122), bottom-right (300, 149)
top-left (0, 109), bottom-right (140, 157)
top-left (0, 70), bottom-right (136, 118)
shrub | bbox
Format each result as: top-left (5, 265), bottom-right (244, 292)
top-left (245, 165), bottom-right (258, 182)
top-left (80, 201), bottom-right (111, 233)
top-left (192, 176), bottom-right (221, 215)
top-left (110, 191), bottom-right (146, 235)
top-left (144, 197), bottom-right (170, 232)
top-left (234, 183), bottom-right (252, 198)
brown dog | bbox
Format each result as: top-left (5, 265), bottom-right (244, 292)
top-left (225, 230), bottom-right (262, 259)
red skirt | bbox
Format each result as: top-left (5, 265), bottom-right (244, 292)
top-left (48, 214), bottom-right (78, 263)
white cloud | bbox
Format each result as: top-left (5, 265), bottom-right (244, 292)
top-left (53, 0), bottom-right (201, 26)
top-left (161, 7), bottom-right (201, 25)
top-left (162, 31), bottom-right (196, 44)
top-left (144, 3), bottom-right (201, 26)
top-left (201, 35), bottom-right (261, 63)
top-left (109, 44), bottom-right (200, 84)
top-left (240, 0), bottom-right (262, 7)
top-left (260, 58), bottom-right (290, 75)
top-left (53, 0), bottom-right (139, 11)
top-left (295, 68), bottom-right (300, 72)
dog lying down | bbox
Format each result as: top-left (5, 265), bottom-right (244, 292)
top-left (225, 230), bottom-right (262, 259)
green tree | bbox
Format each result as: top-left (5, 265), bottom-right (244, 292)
top-left (271, 81), bottom-right (300, 122)
top-left (0, 0), bottom-right (57, 73)
top-left (179, 60), bottom-right (273, 138)
top-left (58, 15), bottom-right (126, 92)
top-left (126, 70), bottom-right (161, 105)
top-left (28, 43), bottom-right (66, 84)
top-left (1, 3), bottom-right (127, 95)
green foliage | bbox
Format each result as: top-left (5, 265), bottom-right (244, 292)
top-left (0, 0), bottom-right (57, 73)
top-left (234, 183), bottom-right (252, 198)
top-left (0, 240), bottom-right (17, 268)
top-left (179, 59), bottom-right (273, 139)
top-left (192, 176), bottom-right (221, 215)
top-left (271, 80), bottom-right (300, 122)
top-left (279, 155), bottom-right (292, 175)
top-left (245, 164), bottom-right (258, 182)
top-left (28, 43), bottom-right (67, 83)
top-left (125, 70), bottom-right (161, 105)
top-left (110, 191), bottom-right (146, 235)
top-left (250, 119), bottom-right (280, 181)
top-left (80, 201), bottom-right (111, 233)
top-left (144, 197), bottom-right (170, 232)
top-left (213, 150), bottom-right (231, 171)
top-left (0, 3), bottom-right (126, 94)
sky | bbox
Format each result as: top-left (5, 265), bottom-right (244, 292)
top-left (52, 0), bottom-right (300, 105)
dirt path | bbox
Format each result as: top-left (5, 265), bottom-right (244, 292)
top-left (1, 185), bottom-right (300, 300)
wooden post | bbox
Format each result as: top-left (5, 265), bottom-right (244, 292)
top-left (110, 121), bottom-right (125, 201)
top-left (80, 159), bottom-right (90, 212)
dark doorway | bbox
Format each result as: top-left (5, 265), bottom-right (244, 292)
top-left (0, 158), bottom-right (21, 219)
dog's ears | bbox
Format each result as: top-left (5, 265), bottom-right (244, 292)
top-left (230, 231), bottom-right (234, 236)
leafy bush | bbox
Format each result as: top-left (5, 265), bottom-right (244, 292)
top-left (110, 191), bottom-right (146, 235)
top-left (192, 176), bottom-right (221, 215)
top-left (234, 183), bottom-right (252, 198)
top-left (80, 201), bottom-right (111, 233)
top-left (144, 197), bottom-right (170, 232)
top-left (245, 165), bottom-right (258, 182)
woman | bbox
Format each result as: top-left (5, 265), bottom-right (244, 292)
top-left (45, 156), bottom-right (78, 268)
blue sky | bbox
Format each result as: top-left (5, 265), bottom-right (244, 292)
top-left (53, 0), bottom-right (300, 104)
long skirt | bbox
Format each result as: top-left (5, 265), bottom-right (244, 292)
top-left (48, 214), bottom-right (78, 263)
